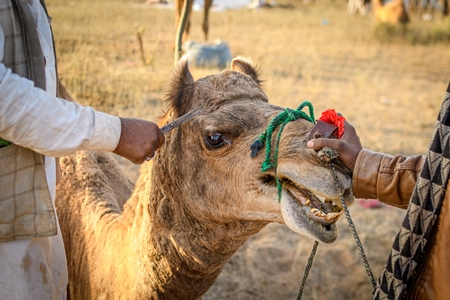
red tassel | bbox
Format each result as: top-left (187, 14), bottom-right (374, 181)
top-left (318, 109), bottom-right (346, 138)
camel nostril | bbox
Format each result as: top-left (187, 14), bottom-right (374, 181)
top-left (260, 174), bottom-right (277, 187)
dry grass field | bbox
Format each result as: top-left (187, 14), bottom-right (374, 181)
top-left (47, 0), bottom-right (450, 299)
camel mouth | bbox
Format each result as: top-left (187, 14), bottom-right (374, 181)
top-left (277, 177), bottom-right (352, 244)
top-left (284, 184), bottom-right (344, 226)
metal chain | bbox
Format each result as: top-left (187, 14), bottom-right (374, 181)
top-left (296, 147), bottom-right (376, 299)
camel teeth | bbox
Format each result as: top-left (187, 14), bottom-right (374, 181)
top-left (305, 199), bottom-right (311, 206)
top-left (324, 211), bottom-right (344, 221)
top-left (310, 208), bottom-right (319, 213)
top-left (314, 211), bottom-right (327, 217)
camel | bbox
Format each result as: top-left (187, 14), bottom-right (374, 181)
top-left (55, 57), bottom-right (355, 299)
top-left (175, 0), bottom-right (213, 42)
top-left (372, 0), bottom-right (410, 24)
top-left (248, 0), bottom-right (276, 9)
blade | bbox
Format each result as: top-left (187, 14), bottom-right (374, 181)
top-left (161, 110), bottom-right (201, 135)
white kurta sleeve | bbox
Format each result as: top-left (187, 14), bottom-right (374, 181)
top-left (0, 64), bottom-right (122, 157)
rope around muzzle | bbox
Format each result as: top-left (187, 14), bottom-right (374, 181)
top-left (250, 101), bottom-right (376, 299)
top-left (250, 101), bottom-right (315, 200)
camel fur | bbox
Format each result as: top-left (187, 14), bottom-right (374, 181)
top-left (56, 57), bottom-right (355, 299)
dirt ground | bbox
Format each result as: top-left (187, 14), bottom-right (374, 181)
top-left (203, 204), bottom-right (406, 299)
top-left (49, 0), bottom-right (450, 298)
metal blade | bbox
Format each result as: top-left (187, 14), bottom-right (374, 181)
top-left (161, 110), bottom-right (201, 135)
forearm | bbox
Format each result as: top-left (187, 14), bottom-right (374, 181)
top-left (0, 64), bottom-right (121, 157)
top-left (352, 149), bottom-right (426, 209)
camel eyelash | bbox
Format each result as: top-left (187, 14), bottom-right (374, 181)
top-left (204, 132), bottom-right (232, 149)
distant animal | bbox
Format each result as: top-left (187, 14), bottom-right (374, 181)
top-left (182, 39), bottom-right (232, 69)
top-left (248, 0), bottom-right (276, 9)
top-left (347, 0), bottom-right (371, 15)
top-left (175, 0), bottom-right (213, 42)
top-left (373, 0), bottom-right (410, 24)
top-left (56, 56), bottom-right (355, 299)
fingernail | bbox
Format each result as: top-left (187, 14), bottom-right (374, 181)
top-left (306, 140), bottom-right (314, 148)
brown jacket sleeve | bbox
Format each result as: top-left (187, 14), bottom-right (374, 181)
top-left (352, 149), bottom-right (426, 209)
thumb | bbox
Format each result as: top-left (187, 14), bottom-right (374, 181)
top-left (307, 138), bottom-right (341, 151)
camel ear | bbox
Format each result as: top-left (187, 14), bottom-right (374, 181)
top-left (165, 58), bottom-right (195, 116)
top-left (231, 56), bottom-right (262, 86)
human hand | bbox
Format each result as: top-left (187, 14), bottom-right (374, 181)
top-left (307, 120), bottom-right (362, 173)
top-left (113, 118), bottom-right (165, 164)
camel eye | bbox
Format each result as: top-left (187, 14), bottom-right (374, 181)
top-left (205, 133), bottom-right (225, 148)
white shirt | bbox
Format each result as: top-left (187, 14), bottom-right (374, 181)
top-left (0, 1), bottom-right (122, 299)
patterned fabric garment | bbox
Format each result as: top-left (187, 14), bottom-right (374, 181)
top-left (0, 144), bottom-right (56, 241)
top-left (0, 0), bottom-right (47, 88)
top-left (373, 84), bottom-right (450, 299)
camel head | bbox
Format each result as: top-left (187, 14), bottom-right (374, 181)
top-left (152, 56), bottom-right (354, 244)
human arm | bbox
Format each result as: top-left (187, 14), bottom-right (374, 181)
top-left (0, 63), bottom-right (120, 156)
top-left (307, 120), bottom-right (425, 208)
top-left (351, 149), bottom-right (425, 208)
top-left (0, 64), bottom-right (164, 164)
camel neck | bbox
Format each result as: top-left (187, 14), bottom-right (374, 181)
top-left (144, 219), bottom-right (265, 299)
top-left (124, 158), bottom-right (267, 298)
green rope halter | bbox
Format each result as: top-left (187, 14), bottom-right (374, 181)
top-left (0, 139), bottom-right (10, 147)
top-left (250, 101), bottom-right (315, 200)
